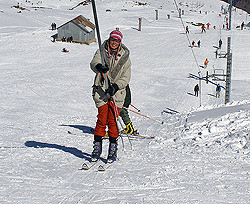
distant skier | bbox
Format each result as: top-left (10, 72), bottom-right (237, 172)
top-left (90, 29), bottom-right (131, 163)
top-left (197, 40), bottom-right (201, 48)
top-left (215, 49), bottom-right (218, 58)
top-left (186, 26), bottom-right (189, 34)
top-left (51, 34), bottom-right (56, 42)
top-left (204, 58), bottom-right (209, 68)
top-left (194, 84), bottom-right (199, 97)
top-left (218, 39), bottom-right (222, 49)
top-left (216, 84), bottom-right (221, 98)
top-left (62, 48), bottom-right (69, 53)
top-left (191, 40), bottom-right (195, 47)
top-left (51, 23), bottom-right (56, 30)
top-left (206, 22), bottom-right (210, 29)
top-left (201, 24), bottom-right (206, 33)
top-left (241, 21), bottom-right (244, 30)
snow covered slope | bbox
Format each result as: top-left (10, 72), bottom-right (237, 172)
top-left (0, 0), bottom-right (249, 203)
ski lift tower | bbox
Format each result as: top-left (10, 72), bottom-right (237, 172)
top-left (225, 0), bottom-right (233, 104)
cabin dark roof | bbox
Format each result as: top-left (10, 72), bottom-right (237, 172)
top-left (57, 15), bottom-right (95, 32)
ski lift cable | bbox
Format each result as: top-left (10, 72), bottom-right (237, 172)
top-left (173, 0), bottom-right (202, 77)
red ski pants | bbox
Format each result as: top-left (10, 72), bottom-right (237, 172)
top-left (94, 101), bottom-right (120, 138)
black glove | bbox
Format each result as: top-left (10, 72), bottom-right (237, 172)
top-left (95, 63), bottom-right (109, 73)
top-left (106, 83), bottom-right (119, 97)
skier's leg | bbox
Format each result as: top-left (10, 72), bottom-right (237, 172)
top-left (92, 104), bottom-right (108, 161)
top-left (107, 101), bottom-right (120, 138)
top-left (120, 108), bottom-right (131, 126)
top-left (107, 102), bottom-right (120, 162)
top-left (94, 103), bottom-right (108, 137)
top-left (120, 85), bottom-right (135, 134)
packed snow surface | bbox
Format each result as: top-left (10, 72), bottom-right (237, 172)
top-left (0, 0), bottom-right (249, 203)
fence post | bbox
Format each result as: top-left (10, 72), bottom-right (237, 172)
top-left (155, 10), bottom-right (158, 20)
top-left (138, 18), bottom-right (142, 31)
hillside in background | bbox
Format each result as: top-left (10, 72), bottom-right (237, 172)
top-left (221, 0), bottom-right (250, 14)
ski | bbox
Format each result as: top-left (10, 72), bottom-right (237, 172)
top-left (98, 162), bottom-right (114, 171)
top-left (80, 160), bottom-right (100, 171)
top-left (68, 130), bottom-right (153, 139)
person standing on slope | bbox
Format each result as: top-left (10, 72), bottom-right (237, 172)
top-left (120, 85), bottom-right (137, 135)
top-left (206, 22), bottom-right (210, 29)
top-left (201, 24), bottom-right (206, 33)
top-left (191, 40), bottom-right (195, 47)
top-left (216, 84), bottom-right (221, 98)
top-left (197, 40), bottom-right (201, 48)
top-left (204, 58), bottom-right (209, 68)
top-left (241, 21), bottom-right (244, 30)
top-left (218, 39), bottom-right (222, 49)
top-left (90, 29), bottom-right (131, 163)
top-left (194, 84), bottom-right (199, 97)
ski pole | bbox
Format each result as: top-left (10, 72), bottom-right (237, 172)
top-left (124, 107), bottom-right (164, 124)
top-left (91, 0), bottom-right (109, 90)
top-left (130, 104), bottom-right (140, 112)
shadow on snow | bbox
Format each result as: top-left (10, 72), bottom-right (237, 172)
top-left (60, 124), bottom-right (94, 134)
top-left (24, 140), bottom-right (92, 161)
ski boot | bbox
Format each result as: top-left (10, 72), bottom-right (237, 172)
top-left (91, 141), bottom-right (102, 162)
top-left (124, 122), bottom-right (135, 135)
top-left (107, 143), bottom-right (118, 163)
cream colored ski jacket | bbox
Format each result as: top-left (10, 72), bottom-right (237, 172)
top-left (90, 40), bottom-right (131, 108)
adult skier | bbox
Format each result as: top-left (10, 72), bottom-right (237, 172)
top-left (191, 40), bottom-right (195, 47)
top-left (206, 22), bottom-right (210, 29)
top-left (216, 84), bottom-right (221, 98)
top-left (215, 48), bottom-right (218, 58)
top-left (241, 21), bottom-right (244, 30)
top-left (201, 24), bottom-right (206, 33)
top-left (194, 84), bottom-right (199, 97)
top-left (90, 29), bottom-right (131, 163)
top-left (218, 39), bottom-right (222, 49)
top-left (197, 40), bottom-right (201, 48)
top-left (204, 58), bottom-right (209, 68)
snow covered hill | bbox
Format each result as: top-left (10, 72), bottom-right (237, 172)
top-left (0, 0), bottom-right (249, 203)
